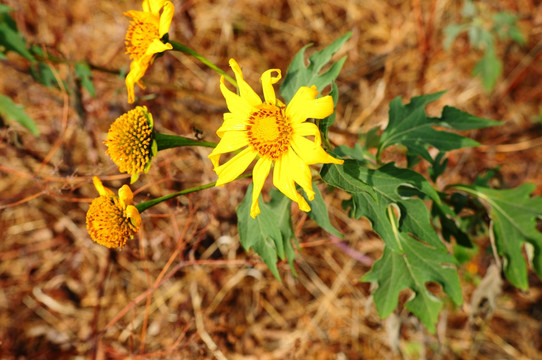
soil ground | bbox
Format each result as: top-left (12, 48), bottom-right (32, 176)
top-left (1, 0), bottom-right (542, 359)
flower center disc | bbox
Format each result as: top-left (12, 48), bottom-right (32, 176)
top-left (105, 107), bottom-right (153, 174)
top-left (125, 19), bottom-right (159, 60)
top-left (247, 104), bottom-right (292, 160)
top-left (86, 196), bottom-right (138, 248)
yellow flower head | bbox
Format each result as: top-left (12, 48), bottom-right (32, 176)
top-left (208, 59), bottom-right (344, 218)
top-left (86, 177), bottom-right (141, 248)
top-left (124, 0), bottom-right (174, 103)
top-left (104, 106), bottom-right (156, 183)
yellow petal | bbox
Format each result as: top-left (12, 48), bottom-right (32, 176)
top-left (214, 147), bottom-right (257, 186)
top-left (287, 151), bottom-right (315, 201)
top-left (93, 177), bottom-right (114, 197)
top-left (126, 205), bottom-right (142, 229)
top-left (158, 1), bottom-right (174, 37)
top-left (124, 10), bottom-right (159, 26)
top-left (260, 69), bottom-right (281, 105)
top-left (125, 61), bottom-right (146, 104)
top-left (250, 157), bottom-right (272, 218)
top-left (220, 76), bottom-right (253, 116)
top-left (229, 59), bottom-right (262, 107)
top-left (280, 149), bottom-right (315, 200)
top-left (118, 184), bottom-right (135, 208)
top-left (216, 113), bottom-right (249, 137)
top-left (291, 133), bottom-right (343, 166)
top-left (145, 39), bottom-right (173, 58)
top-left (293, 122), bottom-right (322, 147)
top-left (286, 86), bottom-right (334, 124)
top-left (208, 130), bottom-right (249, 168)
top-left (143, 0), bottom-right (165, 14)
top-left (272, 150), bottom-right (311, 212)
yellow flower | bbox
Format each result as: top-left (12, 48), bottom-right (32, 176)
top-left (86, 177), bottom-right (141, 248)
top-left (124, 0), bottom-right (175, 103)
top-left (208, 59), bottom-right (343, 218)
top-left (104, 106), bottom-right (156, 183)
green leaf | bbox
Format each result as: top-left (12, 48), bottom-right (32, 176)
top-left (237, 184), bottom-right (297, 279)
top-left (443, 24), bottom-right (468, 50)
top-left (461, 0), bottom-right (477, 17)
top-left (30, 62), bottom-right (63, 89)
top-left (492, 12), bottom-right (526, 45)
top-left (454, 183), bottom-right (542, 290)
top-left (431, 199), bottom-right (472, 248)
top-left (508, 26), bottom-right (526, 46)
top-left (434, 105), bottom-right (502, 130)
top-left (320, 161), bottom-right (373, 196)
top-left (0, 4), bottom-right (13, 13)
top-left (268, 188), bottom-right (298, 275)
top-left (318, 81), bottom-right (338, 141)
top-left (333, 143), bottom-right (372, 164)
top-left (75, 62), bottom-right (96, 97)
top-left (473, 46), bottom-right (502, 91)
top-left (428, 152), bottom-right (448, 182)
top-left (0, 11), bottom-right (35, 62)
top-left (304, 182), bottom-right (342, 238)
top-left (0, 94), bottom-right (39, 135)
top-left (379, 92), bottom-right (497, 162)
top-left (363, 241), bottom-right (461, 333)
top-left (280, 32), bottom-right (351, 103)
top-left (323, 160), bottom-right (462, 332)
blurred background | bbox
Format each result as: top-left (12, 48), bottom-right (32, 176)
top-left (1, 0), bottom-right (541, 358)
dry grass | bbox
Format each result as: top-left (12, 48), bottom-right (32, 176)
top-left (1, 0), bottom-right (542, 359)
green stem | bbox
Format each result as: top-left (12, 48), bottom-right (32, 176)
top-left (135, 173), bottom-right (252, 213)
top-left (168, 40), bottom-right (237, 88)
top-left (154, 132), bottom-right (216, 151)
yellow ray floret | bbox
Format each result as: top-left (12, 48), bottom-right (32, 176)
top-left (86, 177), bottom-right (141, 248)
top-left (208, 59), bottom-right (343, 218)
top-left (124, 0), bottom-right (174, 103)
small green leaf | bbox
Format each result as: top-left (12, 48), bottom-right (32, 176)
top-left (0, 11), bottom-right (35, 62)
top-left (30, 62), bottom-right (63, 89)
top-left (304, 182), bottom-right (342, 238)
top-left (508, 26), bottom-right (526, 46)
top-left (461, 0), bottom-right (477, 17)
top-left (75, 62), bottom-right (96, 97)
top-left (473, 46), bottom-right (502, 91)
top-left (443, 24), bottom-right (468, 50)
top-left (280, 32), bottom-right (351, 103)
top-left (237, 184), bottom-right (297, 279)
top-left (0, 4), bottom-right (13, 13)
top-left (0, 94), bottom-right (39, 135)
top-left (454, 183), bottom-right (542, 290)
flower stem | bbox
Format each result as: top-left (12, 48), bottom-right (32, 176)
top-left (155, 132), bottom-right (216, 151)
top-left (168, 40), bottom-right (237, 88)
top-left (135, 173), bottom-right (252, 213)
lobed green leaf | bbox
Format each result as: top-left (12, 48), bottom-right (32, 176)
top-left (280, 32), bottom-right (351, 103)
top-left (379, 92), bottom-right (500, 162)
top-left (454, 183), bottom-right (542, 290)
top-left (322, 160), bottom-right (462, 332)
top-left (237, 184), bottom-right (297, 279)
